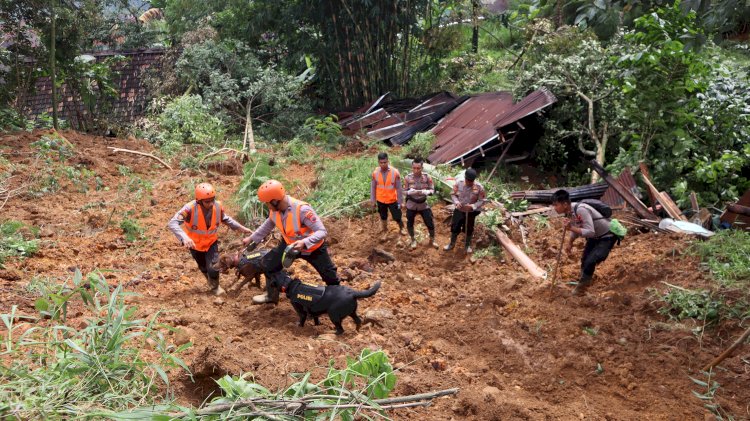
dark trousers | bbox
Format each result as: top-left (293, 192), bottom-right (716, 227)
top-left (262, 241), bottom-right (339, 302)
top-left (406, 208), bottom-right (435, 237)
top-left (189, 241), bottom-right (220, 280)
top-left (262, 241), bottom-right (339, 285)
top-left (581, 236), bottom-right (617, 278)
top-left (450, 210), bottom-right (480, 237)
top-left (377, 201), bottom-right (402, 225)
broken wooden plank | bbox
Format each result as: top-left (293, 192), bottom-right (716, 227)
top-left (494, 229), bottom-right (546, 279)
top-left (659, 191), bottom-right (688, 221)
top-left (638, 163), bottom-right (661, 208)
top-left (510, 206), bottom-right (553, 218)
top-left (690, 192), bottom-right (699, 213)
top-left (589, 160), bottom-right (658, 220)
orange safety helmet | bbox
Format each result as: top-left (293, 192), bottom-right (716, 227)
top-left (257, 179), bottom-right (286, 203)
top-left (195, 183), bottom-right (216, 200)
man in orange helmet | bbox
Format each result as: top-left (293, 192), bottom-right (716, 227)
top-left (242, 179), bottom-right (339, 304)
top-left (168, 182), bottom-right (252, 295)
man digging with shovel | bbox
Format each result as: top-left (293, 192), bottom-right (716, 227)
top-left (242, 179), bottom-right (340, 304)
top-left (444, 168), bottom-right (486, 254)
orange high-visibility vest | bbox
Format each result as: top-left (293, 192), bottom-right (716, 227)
top-left (184, 200), bottom-right (221, 251)
top-left (271, 197), bottom-right (323, 254)
top-left (372, 167), bottom-right (399, 204)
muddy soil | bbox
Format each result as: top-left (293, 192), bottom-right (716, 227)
top-left (1, 130), bottom-right (748, 420)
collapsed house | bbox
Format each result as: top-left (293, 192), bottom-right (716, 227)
top-left (338, 88), bottom-right (557, 166)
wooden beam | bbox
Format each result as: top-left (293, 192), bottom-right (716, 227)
top-left (494, 229), bottom-right (546, 279)
top-left (589, 160), bottom-right (658, 220)
top-left (510, 206), bottom-right (553, 218)
top-left (690, 192), bottom-right (699, 213)
top-left (659, 191), bottom-right (688, 221)
top-left (727, 203), bottom-right (750, 217)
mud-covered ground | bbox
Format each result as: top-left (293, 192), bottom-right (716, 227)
top-left (1, 130), bottom-right (748, 420)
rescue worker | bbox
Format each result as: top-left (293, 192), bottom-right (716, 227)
top-left (168, 182), bottom-right (252, 296)
top-left (242, 179), bottom-right (339, 304)
top-left (444, 168), bottom-right (486, 253)
top-left (551, 189), bottom-right (618, 296)
top-left (370, 152), bottom-right (405, 237)
top-left (403, 157), bottom-right (438, 249)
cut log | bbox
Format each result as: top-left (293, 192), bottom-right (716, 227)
top-left (107, 147), bottom-right (173, 170)
top-left (494, 229), bottom-right (546, 279)
top-left (589, 160), bottom-right (658, 220)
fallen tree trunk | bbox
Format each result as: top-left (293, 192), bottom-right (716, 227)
top-left (494, 229), bottom-right (546, 279)
top-left (107, 147), bottom-right (173, 170)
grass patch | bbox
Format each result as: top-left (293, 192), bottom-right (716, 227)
top-left (657, 285), bottom-right (749, 326)
top-left (1, 270), bottom-right (188, 418)
top-left (234, 154), bottom-right (277, 225)
top-left (120, 217), bottom-right (145, 242)
top-left (691, 230), bottom-right (750, 287)
top-left (0, 220), bottom-right (39, 267)
top-left (307, 155), bottom-right (373, 218)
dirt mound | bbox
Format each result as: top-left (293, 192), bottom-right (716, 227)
top-left (1, 130), bottom-right (747, 420)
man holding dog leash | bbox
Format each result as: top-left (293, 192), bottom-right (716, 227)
top-left (168, 182), bottom-right (252, 296)
top-left (242, 179), bottom-right (340, 304)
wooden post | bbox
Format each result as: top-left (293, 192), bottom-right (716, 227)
top-left (494, 229), bottom-right (546, 279)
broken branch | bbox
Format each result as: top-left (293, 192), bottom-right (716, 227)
top-left (107, 147), bottom-right (173, 170)
top-left (495, 229), bottom-right (546, 279)
top-left (702, 325), bottom-right (750, 372)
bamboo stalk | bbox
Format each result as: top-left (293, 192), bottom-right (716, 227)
top-left (702, 326), bottom-right (750, 372)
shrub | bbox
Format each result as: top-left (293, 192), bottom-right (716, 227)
top-left (0, 220), bottom-right (39, 266)
top-left (234, 154), bottom-right (275, 224)
top-left (402, 132), bottom-right (436, 160)
top-left (307, 155), bottom-right (374, 218)
top-left (157, 94), bottom-right (227, 156)
top-left (299, 114), bottom-right (344, 149)
top-left (120, 217), bottom-right (145, 242)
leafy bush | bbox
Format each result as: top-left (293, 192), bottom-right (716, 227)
top-left (307, 155), bottom-right (374, 218)
top-left (691, 230), bottom-right (750, 287)
top-left (658, 287), bottom-right (726, 323)
top-left (234, 155), bottom-right (275, 224)
top-left (156, 94), bottom-right (227, 156)
top-left (403, 132), bottom-right (436, 160)
top-left (0, 220), bottom-right (39, 266)
top-left (120, 217), bottom-right (145, 242)
top-left (0, 108), bottom-right (33, 132)
top-left (0, 270), bottom-right (188, 418)
top-left (299, 114), bottom-right (344, 149)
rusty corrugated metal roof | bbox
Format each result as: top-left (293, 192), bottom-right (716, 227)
top-left (601, 167), bottom-right (641, 209)
top-left (428, 88), bottom-right (556, 164)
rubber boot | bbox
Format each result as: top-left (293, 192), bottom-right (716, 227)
top-left (409, 236), bottom-right (417, 250)
top-left (429, 235), bottom-right (439, 249)
top-left (443, 233), bottom-right (458, 251)
top-left (465, 234), bottom-right (473, 254)
top-left (207, 275), bottom-right (225, 296)
top-left (572, 274), bottom-right (593, 296)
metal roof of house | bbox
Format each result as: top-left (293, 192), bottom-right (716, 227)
top-left (428, 88), bottom-right (556, 164)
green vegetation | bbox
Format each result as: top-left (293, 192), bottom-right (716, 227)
top-left (402, 132), bottom-right (436, 160)
top-left (120, 217), bottom-right (145, 242)
top-left (0, 221), bottom-right (39, 267)
top-left (299, 114), bottom-right (345, 149)
top-left (116, 348), bottom-right (397, 419)
top-left (234, 155), bottom-right (276, 224)
top-left (691, 230), bottom-right (750, 287)
top-left (0, 270), bottom-right (189, 418)
top-left (307, 155), bottom-right (373, 218)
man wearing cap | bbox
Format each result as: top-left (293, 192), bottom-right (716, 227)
top-left (444, 168), bottom-right (486, 253)
top-left (168, 182), bottom-right (252, 295)
top-left (242, 179), bottom-right (339, 304)
top-left (403, 157), bottom-right (438, 249)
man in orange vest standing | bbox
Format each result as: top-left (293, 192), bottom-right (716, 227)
top-left (242, 179), bottom-right (339, 304)
top-left (370, 152), bottom-right (405, 237)
top-left (168, 182), bottom-right (252, 296)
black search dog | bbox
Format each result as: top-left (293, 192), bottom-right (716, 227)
top-left (267, 271), bottom-right (381, 335)
top-left (213, 249), bottom-right (269, 291)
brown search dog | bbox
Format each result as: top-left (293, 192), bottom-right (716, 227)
top-left (213, 249), bottom-right (269, 292)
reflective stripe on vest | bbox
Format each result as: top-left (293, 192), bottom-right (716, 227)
top-left (373, 167), bottom-right (398, 204)
top-left (271, 198), bottom-right (323, 254)
top-left (184, 200), bottom-right (221, 251)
